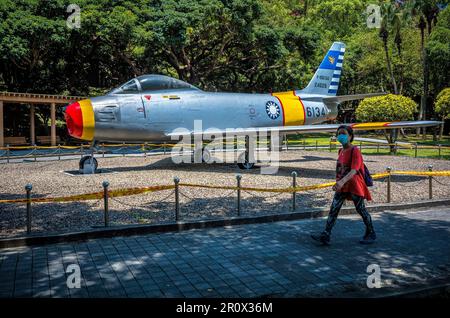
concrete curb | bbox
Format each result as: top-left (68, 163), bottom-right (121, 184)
top-left (1, 198), bottom-right (449, 249)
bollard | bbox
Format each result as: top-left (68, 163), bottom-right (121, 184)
top-left (6, 144), bottom-right (10, 163)
top-left (414, 143), bottom-right (418, 158)
top-left (174, 177), bottom-right (180, 221)
top-left (236, 174), bottom-right (242, 216)
top-left (386, 167), bottom-right (392, 203)
top-left (57, 144), bottom-right (61, 161)
top-left (428, 165), bottom-right (433, 200)
top-left (25, 184), bottom-right (32, 234)
top-left (102, 181), bottom-right (109, 227)
top-left (291, 171), bottom-right (297, 211)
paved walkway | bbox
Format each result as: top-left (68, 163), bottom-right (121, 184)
top-left (1, 206), bottom-right (449, 298)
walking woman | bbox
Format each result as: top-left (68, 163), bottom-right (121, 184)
top-left (311, 125), bottom-right (376, 245)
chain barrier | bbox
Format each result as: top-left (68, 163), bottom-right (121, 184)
top-left (432, 176), bottom-right (450, 186)
top-left (109, 189), bottom-right (175, 209)
top-left (242, 189), bottom-right (287, 199)
top-left (0, 170), bottom-right (448, 204)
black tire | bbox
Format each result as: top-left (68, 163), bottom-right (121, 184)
top-left (238, 162), bottom-right (255, 170)
top-left (193, 148), bottom-right (211, 163)
top-left (79, 156), bottom-right (98, 172)
top-left (237, 152), bottom-right (255, 169)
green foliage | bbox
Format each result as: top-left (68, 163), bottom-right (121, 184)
top-left (0, 0), bottom-right (447, 106)
top-left (435, 88), bottom-right (450, 119)
top-left (427, 6), bottom-right (450, 95)
top-left (356, 94), bottom-right (418, 122)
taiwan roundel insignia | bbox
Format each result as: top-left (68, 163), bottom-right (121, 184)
top-left (266, 101), bottom-right (280, 120)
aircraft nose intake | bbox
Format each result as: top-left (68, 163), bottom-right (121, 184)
top-left (64, 99), bottom-right (95, 140)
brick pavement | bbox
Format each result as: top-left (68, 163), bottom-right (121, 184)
top-left (0, 206), bottom-right (449, 298)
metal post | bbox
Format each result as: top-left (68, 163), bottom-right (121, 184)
top-left (428, 165), bottom-right (433, 200)
top-left (57, 144), bottom-right (61, 161)
top-left (102, 143), bottom-right (105, 158)
top-left (386, 167), bottom-right (392, 203)
top-left (102, 181), bottom-right (109, 227)
top-left (414, 143), bottom-right (418, 158)
top-left (285, 136), bottom-right (289, 151)
top-left (236, 174), bottom-right (242, 216)
top-left (144, 142), bottom-right (147, 158)
top-left (6, 144), bottom-right (10, 163)
top-left (33, 144), bottom-right (37, 162)
top-left (291, 171), bottom-right (297, 211)
top-left (438, 145), bottom-right (441, 159)
top-left (174, 177), bottom-right (180, 221)
top-left (163, 143), bottom-right (166, 155)
top-left (316, 140), bottom-right (318, 151)
top-left (25, 184), bottom-right (32, 234)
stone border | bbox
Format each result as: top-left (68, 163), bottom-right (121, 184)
top-left (1, 198), bottom-right (449, 249)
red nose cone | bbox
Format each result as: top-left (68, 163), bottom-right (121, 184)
top-left (65, 101), bottom-right (83, 138)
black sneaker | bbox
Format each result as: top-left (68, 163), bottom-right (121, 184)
top-left (359, 231), bottom-right (376, 244)
top-left (311, 232), bottom-right (330, 245)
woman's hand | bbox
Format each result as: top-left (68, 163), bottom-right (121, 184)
top-left (333, 180), bottom-right (345, 191)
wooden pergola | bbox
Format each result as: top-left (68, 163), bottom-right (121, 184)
top-left (0, 92), bottom-right (84, 147)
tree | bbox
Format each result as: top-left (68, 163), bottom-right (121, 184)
top-left (435, 88), bottom-right (450, 138)
top-left (427, 6), bottom-right (450, 99)
top-left (356, 94), bottom-right (418, 152)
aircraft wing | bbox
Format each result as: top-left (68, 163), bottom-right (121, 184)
top-left (166, 121), bottom-right (442, 137)
top-left (322, 92), bottom-right (387, 104)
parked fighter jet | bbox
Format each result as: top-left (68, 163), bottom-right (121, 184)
top-left (65, 42), bottom-right (440, 170)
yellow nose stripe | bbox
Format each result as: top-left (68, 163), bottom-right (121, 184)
top-left (272, 91), bottom-right (305, 126)
top-left (79, 99), bottom-right (95, 141)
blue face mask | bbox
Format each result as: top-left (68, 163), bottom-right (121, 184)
top-left (337, 134), bottom-right (349, 145)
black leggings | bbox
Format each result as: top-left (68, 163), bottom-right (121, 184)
top-left (324, 192), bottom-right (374, 235)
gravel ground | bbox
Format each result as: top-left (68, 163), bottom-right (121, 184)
top-left (0, 149), bottom-right (449, 237)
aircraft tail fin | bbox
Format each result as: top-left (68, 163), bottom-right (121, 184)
top-left (301, 42), bottom-right (345, 96)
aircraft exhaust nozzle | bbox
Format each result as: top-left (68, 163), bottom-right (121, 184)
top-left (64, 99), bottom-right (95, 141)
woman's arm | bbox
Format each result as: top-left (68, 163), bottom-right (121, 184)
top-left (333, 169), bottom-right (358, 191)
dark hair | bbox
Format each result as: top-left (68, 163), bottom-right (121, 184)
top-left (336, 125), bottom-right (354, 142)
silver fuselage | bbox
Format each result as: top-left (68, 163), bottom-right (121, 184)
top-left (91, 89), bottom-right (336, 142)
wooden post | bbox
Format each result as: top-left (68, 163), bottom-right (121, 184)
top-left (0, 100), bottom-right (4, 147)
top-left (30, 104), bottom-right (35, 145)
top-left (50, 102), bottom-right (56, 146)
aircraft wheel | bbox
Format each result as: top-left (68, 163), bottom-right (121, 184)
top-left (79, 156), bottom-right (98, 172)
top-left (193, 148), bottom-right (212, 163)
top-left (237, 152), bottom-right (255, 170)
top-left (202, 148), bottom-right (212, 163)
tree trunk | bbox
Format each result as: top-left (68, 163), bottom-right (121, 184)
top-left (383, 40), bottom-right (398, 94)
top-left (417, 22), bottom-right (425, 137)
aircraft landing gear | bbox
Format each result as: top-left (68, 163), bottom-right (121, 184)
top-left (79, 155), bottom-right (98, 173)
top-left (79, 141), bottom-right (98, 174)
top-left (237, 135), bottom-right (255, 170)
top-left (193, 147), bottom-right (212, 163)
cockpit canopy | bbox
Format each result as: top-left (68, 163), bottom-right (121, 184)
top-left (109, 74), bottom-right (199, 94)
